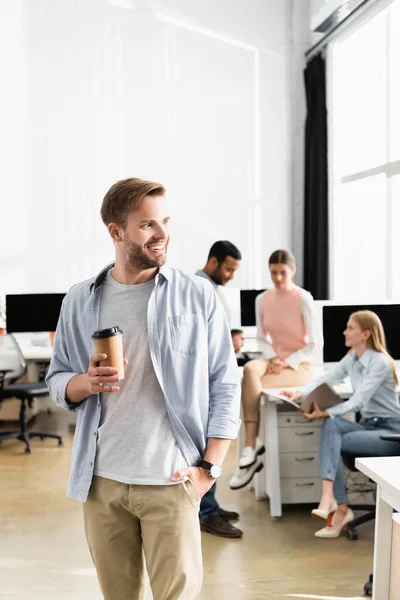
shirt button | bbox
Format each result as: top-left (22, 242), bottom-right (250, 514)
top-left (93, 431), bottom-right (97, 436)
top-left (89, 461), bottom-right (93, 466)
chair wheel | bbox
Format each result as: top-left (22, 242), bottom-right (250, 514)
top-left (58, 439), bottom-right (64, 446)
top-left (348, 529), bottom-right (358, 540)
top-left (24, 447), bottom-right (31, 454)
top-left (40, 435), bottom-right (44, 441)
top-left (364, 581), bottom-right (372, 596)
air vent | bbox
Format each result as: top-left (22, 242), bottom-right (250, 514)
top-left (313, 0), bottom-right (368, 33)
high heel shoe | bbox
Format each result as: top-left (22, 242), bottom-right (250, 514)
top-left (311, 500), bottom-right (338, 521)
top-left (314, 508), bottom-right (355, 538)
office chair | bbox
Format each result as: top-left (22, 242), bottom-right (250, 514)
top-left (341, 451), bottom-right (376, 541)
top-left (0, 334), bottom-right (63, 453)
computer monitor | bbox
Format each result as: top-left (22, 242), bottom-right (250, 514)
top-left (323, 304), bottom-right (400, 362)
top-left (5, 293), bottom-right (66, 333)
top-left (240, 289), bottom-right (266, 327)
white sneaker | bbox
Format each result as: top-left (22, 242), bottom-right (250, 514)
top-left (239, 438), bottom-right (265, 469)
top-left (229, 459), bottom-right (264, 490)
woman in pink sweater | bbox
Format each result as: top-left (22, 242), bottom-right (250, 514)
top-left (230, 249), bottom-right (323, 489)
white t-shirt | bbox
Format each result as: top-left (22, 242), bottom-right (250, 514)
top-left (94, 271), bottom-right (187, 485)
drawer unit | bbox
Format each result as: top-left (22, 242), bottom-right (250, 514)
top-left (277, 410), bottom-right (322, 504)
top-left (279, 427), bottom-right (321, 453)
top-left (257, 399), bottom-right (327, 509)
top-left (278, 413), bottom-right (321, 430)
top-left (281, 478), bottom-right (322, 504)
top-left (279, 452), bottom-right (320, 478)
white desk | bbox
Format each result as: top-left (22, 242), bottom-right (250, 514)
top-left (0, 346), bottom-right (52, 381)
top-left (356, 456), bottom-right (400, 600)
top-left (253, 382), bottom-right (353, 519)
top-left (23, 346), bottom-right (53, 361)
top-left (23, 347), bottom-right (52, 383)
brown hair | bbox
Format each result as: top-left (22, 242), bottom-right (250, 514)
top-left (100, 177), bottom-right (165, 228)
top-left (350, 310), bottom-right (398, 385)
top-left (268, 249), bottom-right (296, 270)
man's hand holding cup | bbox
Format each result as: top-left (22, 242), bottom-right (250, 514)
top-left (89, 326), bottom-right (127, 394)
top-left (87, 353), bottom-right (128, 395)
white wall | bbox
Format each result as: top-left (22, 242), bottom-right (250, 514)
top-left (0, 0), bottom-right (307, 297)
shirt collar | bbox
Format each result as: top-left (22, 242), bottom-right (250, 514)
top-left (158, 265), bottom-right (173, 284)
top-left (90, 262), bottom-right (173, 292)
top-left (195, 269), bottom-right (218, 289)
top-left (92, 262), bottom-right (114, 290)
top-left (352, 348), bottom-right (374, 369)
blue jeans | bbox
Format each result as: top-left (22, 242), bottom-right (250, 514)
top-left (199, 482), bottom-right (219, 520)
top-left (320, 416), bottom-right (400, 504)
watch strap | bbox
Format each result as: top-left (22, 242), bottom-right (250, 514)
top-left (198, 460), bottom-right (213, 471)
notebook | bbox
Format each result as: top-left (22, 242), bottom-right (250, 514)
top-left (279, 383), bottom-right (343, 413)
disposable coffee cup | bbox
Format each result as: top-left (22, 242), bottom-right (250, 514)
top-left (91, 326), bottom-right (125, 380)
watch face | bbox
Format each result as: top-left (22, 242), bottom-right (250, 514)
top-left (210, 464), bottom-right (222, 479)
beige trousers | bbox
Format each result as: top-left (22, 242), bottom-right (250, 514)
top-left (242, 360), bottom-right (313, 423)
top-left (83, 476), bottom-right (203, 600)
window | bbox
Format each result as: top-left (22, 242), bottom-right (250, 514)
top-left (329, 0), bottom-right (400, 301)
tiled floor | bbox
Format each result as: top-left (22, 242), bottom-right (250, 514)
top-left (0, 410), bottom-right (373, 599)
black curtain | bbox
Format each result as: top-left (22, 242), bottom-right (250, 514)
top-left (303, 54), bottom-right (328, 300)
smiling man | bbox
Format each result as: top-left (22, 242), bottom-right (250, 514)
top-left (46, 178), bottom-right (240, 600)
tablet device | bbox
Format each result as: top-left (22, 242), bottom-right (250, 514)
top-left (300, 383), bottom-right (343, 413)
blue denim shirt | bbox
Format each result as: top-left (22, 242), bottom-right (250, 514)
top-left (302, 349), bottom-right (400, 419)
top-left (46, 263), bottom-right (240, 502)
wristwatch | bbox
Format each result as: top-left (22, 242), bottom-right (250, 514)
top-left (198, 460), bottom-right (223, 479)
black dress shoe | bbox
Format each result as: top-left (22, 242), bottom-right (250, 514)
top-left (200, 514), bottom-right (243, 538)
top-left (219, 508), bottom-right (240, 521)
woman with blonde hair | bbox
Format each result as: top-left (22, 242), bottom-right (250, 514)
top-left (230, 249), bottom-right (323, 490)
top-left (283, 310), bottom-right (400, 538)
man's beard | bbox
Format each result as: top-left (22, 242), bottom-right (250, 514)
top-left (124, 234), bottom-right (167, 271)
top-left (211, 266), bottom-right (223, 286)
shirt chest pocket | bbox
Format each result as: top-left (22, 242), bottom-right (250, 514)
top-left (169, 312), bottom-right (204, 355)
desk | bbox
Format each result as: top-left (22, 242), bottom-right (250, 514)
top-left (0, 345), bottom-right (52, 362)
top-left (1, 345), bottom-right (52, 380)
top-left (253, 382), bottom-right (353, 519)
top-left (23, 346), bottom-right (53, 361)
top-left (356, 457), bottom-right (400, 600)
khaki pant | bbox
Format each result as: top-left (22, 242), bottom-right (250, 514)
top-left (83, 476), bottom-right (203, 600)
